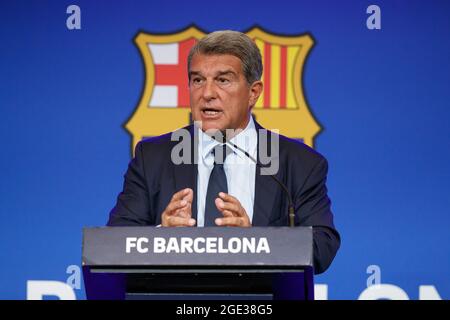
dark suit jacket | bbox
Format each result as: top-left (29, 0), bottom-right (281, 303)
top-left (108, 121), bottom-right (340, 274)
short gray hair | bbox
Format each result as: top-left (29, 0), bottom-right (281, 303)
top-left (187, 30), bottom-right (263, 85)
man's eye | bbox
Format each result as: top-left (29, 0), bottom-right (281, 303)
top-left (192, 78), bottom-right (202, 84)
top-left (218, 78), bottom-right (230, 84)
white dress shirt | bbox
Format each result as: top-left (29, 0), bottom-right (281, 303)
top-left (196, 117), bottom-right (257, 227)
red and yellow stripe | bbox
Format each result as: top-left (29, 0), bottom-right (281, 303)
top-left (255, 40), bottom-right (299, 109)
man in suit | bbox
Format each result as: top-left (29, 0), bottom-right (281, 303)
top-left (108, 30), bottom-right (340, 274)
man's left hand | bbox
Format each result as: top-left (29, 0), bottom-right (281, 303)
top-left (214, 192), bottom-right (251, 227)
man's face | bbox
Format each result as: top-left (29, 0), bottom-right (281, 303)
top-left (189, 53), bottom-right (262, 134)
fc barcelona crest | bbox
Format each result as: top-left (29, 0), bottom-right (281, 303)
top-left (125, 26), bottom-right (321, 154)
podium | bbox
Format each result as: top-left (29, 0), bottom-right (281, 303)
top-left (82, 227), bottom-right (314, 300)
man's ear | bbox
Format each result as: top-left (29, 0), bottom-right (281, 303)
top-left (249, 81), bottom-right (263, 107)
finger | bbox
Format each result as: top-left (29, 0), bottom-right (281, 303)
top-left (220, 209), bottom-right (235, 218)
top-left (165, 199), bottom-right (189, 215)
top-left (174, 208), bottom-right (185, 218)
top-left (171, 188), bottom-right (191, 202)
top-left (167, 215), bottom-right (196, 227)
top-left (182, 188), bottom-right (194, 203)
top-left (215, 198), bottom-right (241, 215)
top-left (215, 217), bottom-right (245, 227)
top-left (176, 202), bottom-right (192, 218)
top-left (218, 192), bottom-right (239, 204)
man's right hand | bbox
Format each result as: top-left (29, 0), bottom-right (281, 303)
top-left (161, 188), bottom-right (196, 227)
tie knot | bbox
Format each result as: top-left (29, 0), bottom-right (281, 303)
top-left (212, 144), bottom-right (232, 165)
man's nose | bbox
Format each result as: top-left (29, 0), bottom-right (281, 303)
top-left (202, 80), bottom-right (218, 100)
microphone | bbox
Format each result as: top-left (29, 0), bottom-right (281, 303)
top-left (224, 140), bottom-right (296, 227)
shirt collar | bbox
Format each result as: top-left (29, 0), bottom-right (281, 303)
top-left (197, 116), bottom-right (257, 162)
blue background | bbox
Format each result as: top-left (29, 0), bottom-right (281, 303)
top-left (1, 0), bottom-right (449, 299)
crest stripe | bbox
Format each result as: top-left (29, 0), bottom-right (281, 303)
top-left (263, 43), bottom-right (271, 108)
top-left (280, 46), bottom-right (287, 108)
top-left (287, 46), bottom-right (300, 109)
top-left (270, 44), bottom-right (281, 109)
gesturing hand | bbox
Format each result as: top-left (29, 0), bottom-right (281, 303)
top-left (214, 192), bottom-right (251, 227)
top-left (161, 188), bottom-right (196, 227)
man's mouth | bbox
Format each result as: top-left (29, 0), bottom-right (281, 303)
top-left (201, 108), bottom-right (223, 118)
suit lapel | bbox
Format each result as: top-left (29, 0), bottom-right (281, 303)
top-left (252, 121), bottom-right (279, 226)
top-left (173, 125), bottom-right (198, 221)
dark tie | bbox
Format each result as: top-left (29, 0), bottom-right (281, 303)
top-left (204, 145), bottom-right (232, 226)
